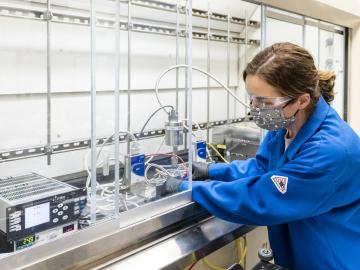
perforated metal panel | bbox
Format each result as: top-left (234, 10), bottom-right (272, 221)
top-left (0, 173), bottom-right (76, 205)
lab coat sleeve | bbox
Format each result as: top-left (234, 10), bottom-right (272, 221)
top-left (207, 132), bottom-right (272, 182)
top-left (180, 140), bottom-right (349, 226)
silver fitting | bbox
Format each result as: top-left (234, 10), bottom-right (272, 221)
top-left (43, 10), bottom-right (53, 21)
top-left (164, 109), bottom-right (183, 147)
top-left (45, 145), bottom-right (53, 155)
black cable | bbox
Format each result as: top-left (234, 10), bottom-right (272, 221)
top-left (140, 105), bottom-right (174, 135)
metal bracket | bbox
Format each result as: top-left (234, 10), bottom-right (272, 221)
top-left (45, 145), bottom-right (54, 155)
top-left (0, 117), bottom-right (252, 162)
top-left (43, 10), bottom-right (53, 21)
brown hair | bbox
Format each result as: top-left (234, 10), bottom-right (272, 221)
top-left (243, 42), bottom-right (335, 110)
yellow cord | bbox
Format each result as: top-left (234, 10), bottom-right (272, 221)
top-left (206, 143), bottom-right (229, 164)
top-left (236, 237), bottom-right (247, 268)
top-left (201, 236), bottom-right (247, 270)
top-left (183, 253), bottom-right (197, 270)
top-left (203, 257), bottom-right (226, 270)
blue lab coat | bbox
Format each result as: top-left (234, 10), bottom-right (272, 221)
top-left (180, 96), bottom-right (360, 270)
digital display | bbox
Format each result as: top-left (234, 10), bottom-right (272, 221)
top-left (24, 202), bottom-right (50, 229)
top-left (17, 235), bottom-right (35, 249)
top-left (63, 224), bottom-right (75, 233)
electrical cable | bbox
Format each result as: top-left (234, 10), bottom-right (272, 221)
top-left (183, 118), bottom-right (201, 130)
top-left (242, 237), bottom-right (247, 268)
top-left (206, 142), bottom-right (229, 163)
top-left (184, 252), bottom-right (198, 270)
top-left (237, 237), bottom-right (247, 268)
top-left (140, 105), bottom-right (174, 135)
top-left (187, 261), bottom-right (198, 270)
top-left (144, 163), bottom-right (173, 185)
top-left (154, 65), bottom-right (249, 114)
top-left (201, 236), bottom-right (246, 270)
top-left (146, 153), bottom-right (188, 172)
top-left (145, 153), bottom-right (188, 185)
top-left (203, 257), bottom-right (226, 270)
top-left (145, 137), bottom-right (165, 165)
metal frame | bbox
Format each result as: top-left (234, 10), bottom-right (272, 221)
top-left (184, 0), bottom-right (189, 149)
top-left (243, 10), bottom-right (249, 119)
top-left (90, 0), bottom-right (97, 224)
top-left (226, 13), bottom-right (231, 123)
top-left (206, 4), bottom-right (211, 140)
top-left (0, 0), bottom-right (260, 162)
top-left (265, 9), bottom-right (344, 35)
top-left (343, 27), bottom-right (349, 122)
top-left (0, 3), bottom-right (260, 44)
top-left (45, 0), bottom-right (53, 165)
top-left (114, 0), bottom-right (121, 216)
top-left (266, 6), bottom-right (348, 121)
top-left (0, 85), bottom-right (246, 97)
top-left (175, 0), bottom-right (180, 112)
top-left (262, 0), bottom-right (348, 31)
top-left (185, 0), bottom-right (193, 189)
top-left (259, 4), bottom-right (267, 143)
top-left (0, 117), bottom-right (251, 162)
top-left (127, 0), bottom-right (132, 154)
top-left (0, 1), bottom-right (351, 269)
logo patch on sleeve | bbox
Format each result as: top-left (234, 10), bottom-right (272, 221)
top-left (271, 175), bottom-right (288, 194)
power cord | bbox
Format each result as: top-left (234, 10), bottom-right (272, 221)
top-left (206, 143), bottom-right (229, 164)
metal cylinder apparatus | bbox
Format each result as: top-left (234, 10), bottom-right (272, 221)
top-left (165, 109), bottom-right (183, 146)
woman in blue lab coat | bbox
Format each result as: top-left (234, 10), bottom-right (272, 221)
top-left (166, 42), bottom-right (360, 269)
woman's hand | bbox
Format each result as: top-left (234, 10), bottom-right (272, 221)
top-left (192, 161), bottom-right (210, 180)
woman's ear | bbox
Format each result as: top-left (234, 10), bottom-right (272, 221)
top-left (298, 93), bottom-right (311, 109)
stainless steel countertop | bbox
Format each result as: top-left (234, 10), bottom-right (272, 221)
top-left (93, 216), bottom-right (254, 270)
top-left (0, 195), bottom-right (254, 270)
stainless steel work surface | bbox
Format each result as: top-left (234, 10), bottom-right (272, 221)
top-left (92, 216), bottom-right (254, 270)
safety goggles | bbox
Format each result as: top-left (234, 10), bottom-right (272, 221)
top-left (248, 95), bottom-right (294, 109)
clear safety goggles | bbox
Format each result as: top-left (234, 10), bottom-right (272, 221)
top-left (248, 94), bottom-right (294, 109)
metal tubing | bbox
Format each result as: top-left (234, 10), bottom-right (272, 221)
top-left (206, 4), bottom-right (211, 140)
top-left (114, 0), bottom-right (121, 216)
top-left (244, 10), bottom-right (249, 119)
top-left (90, 0), bottom-right (97, 223)
top-left (302, 15), bottom-right (306, 47)
top-left (0, 1), bottom-right (262, 28)
top-left (127, 0), bottom-right (132, 154)
top-left (317, 22), bottom-right (320, 68)
top-left (173, 0), bottom-right (180, 154)
top-left (175, 0), bottom-right (179, 112)
top-left (184, 2), bottom-right (188, 149)
top-left (236, 37), bottom-right (240, 119)
top-left (226, 13), bottom-right (230, 123)
top-left (46, 0), bottom-right (52, 165)
top-left (0, 116), bottom-right (249, 163)
top-left (0, 85), bottom-right (244, 98)
top-left (260, 4), bottom-right (267, 142)
top-left (186, 0), bottom-right (193, 189)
